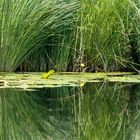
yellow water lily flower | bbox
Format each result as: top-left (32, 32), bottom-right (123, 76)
top-left (80, 63), bottom-right (85, 67)
top-left (41, 70), bottom-right (55, 79)
top-left (79, 81), bottom-right (85, 87)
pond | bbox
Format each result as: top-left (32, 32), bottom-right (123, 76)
top-left (0, 73), bottom-right (140, 140)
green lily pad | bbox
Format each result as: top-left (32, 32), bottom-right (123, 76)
top-left (0, 72), bottom-right (139, 90)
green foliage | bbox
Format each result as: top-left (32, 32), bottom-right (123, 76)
top-left (0, 0), bottom-right (140, 72)
top-left (0, 0), bottom-right (78, 72)
top-left (72, 0), bottom-right (137, 71)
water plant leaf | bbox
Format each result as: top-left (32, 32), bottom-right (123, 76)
top-left (0, 72), bottom-right (139, 90)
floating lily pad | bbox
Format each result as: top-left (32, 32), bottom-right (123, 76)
top-left (0, 72), bottom-right (140, 90)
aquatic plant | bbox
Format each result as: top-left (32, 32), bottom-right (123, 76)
top-left (0, 0), bottom-right (78, 72)
top-left (32, 0), bottom-right (140, 72)
top-left (72, 0), bottom-right (137, 72)
top-left (0, 0), bottom-right (140, 72)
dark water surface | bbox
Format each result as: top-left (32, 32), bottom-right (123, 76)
top-left (0, 82), bottom-right (140, 140)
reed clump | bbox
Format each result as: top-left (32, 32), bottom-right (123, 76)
top-left (72, 0), bottom-right (140, 72)
top-left (0, 0), bottom-right (140, 72)
top-left (0, 0), bottom-right (79, 72)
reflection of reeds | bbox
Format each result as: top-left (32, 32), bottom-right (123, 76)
top-left (74, 83), bottom-right (140, 140)
top-left (1, 83), bottom-right (140, 139)
top-left (0, 89), bottom-right (48, 139)
top-left (0, 88), bottom-right (77, 140)
top-left (128, 84), bottom-right (140, 140)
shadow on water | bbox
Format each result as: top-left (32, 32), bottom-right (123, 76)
top-left (0, 82), bottom-right (140, 140)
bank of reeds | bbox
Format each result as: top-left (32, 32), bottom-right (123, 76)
top-left (0, 0), bottom-right (78, 72)
top-left (72, 0), bottom-right (140, 72)
top-left (0, 0), bottom-right (140, 72)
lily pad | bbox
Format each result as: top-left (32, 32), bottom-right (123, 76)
top-left (0, 72), bottom-right (140, 90)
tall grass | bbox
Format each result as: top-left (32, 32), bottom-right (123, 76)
top-left (0, 0), bottom-right (79, 72)
top-left (71, 0), bottom-right (138, 72)
top-left (0, 0), bottom-right (140, 72)
top-left (129, 0), bottom-right (140, 68)
top-left (39, 0), bottom-right (139, 71)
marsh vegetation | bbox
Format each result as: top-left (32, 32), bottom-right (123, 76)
top-left (1, 1), bottom-right (140, 140)
top-left (0, 0), bottom-right (140, 72)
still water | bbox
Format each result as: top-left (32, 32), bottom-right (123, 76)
top-left (0, 82), bottom-right (140, 140)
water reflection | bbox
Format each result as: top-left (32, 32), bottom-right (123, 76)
top-left (0, 83), bottom-right (140, 140)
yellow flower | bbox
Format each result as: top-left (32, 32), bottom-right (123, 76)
top-left (79, 82), bottom-right (85, 87)
top-left (80, 63), bottom-right (85, 67)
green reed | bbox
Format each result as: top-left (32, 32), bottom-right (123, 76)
top-left (0, 0), bottom-right (140, 72)
top-left (72, 0), bottom-right (138, 72)
top-left (0, 0), bottom-right (78, 72)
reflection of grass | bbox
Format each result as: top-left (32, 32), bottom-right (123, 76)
top-left (0, 88), bottom-right (77, 140)
top-left (1, 83), bottom-right (140, 140)
top-left (0, 89), bottom-right (55, 139)
top-left (0, 89), bottom-right (46, 139)
top-left (74, 83), bottom-right (140, 140)
top-left (128, 84), bottom-right (140, 140)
